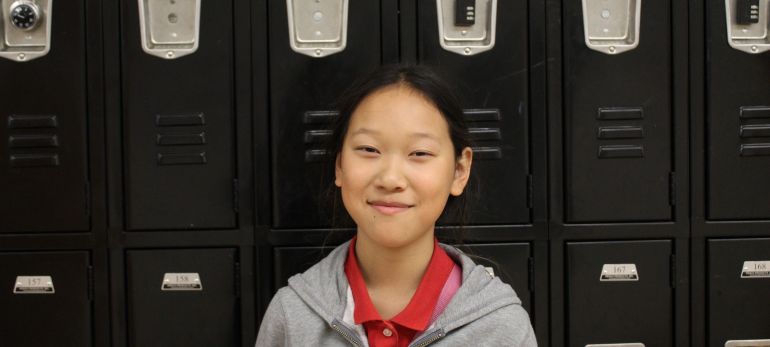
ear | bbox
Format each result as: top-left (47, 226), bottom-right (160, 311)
top-left (334, 154), bottom-right (343, 188)
top-left (450, 147), bottom-right (473, 196)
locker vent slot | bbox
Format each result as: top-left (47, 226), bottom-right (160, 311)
top-left (156, 133), bottom-right (206, 146)
top-left (469, 128), bottom-right (502, 141)
top-left (8, 115), bottom-right (58, 128)
top-left (472, 146), bottom-right (503, 160)
top-left (303, 110), bottom-right (338, 163)
top-left (739, 106), bottom-right (770, 119)
top-left (463, 108), bottom-right (501, 122)
top-left (597, 126), bottom-right (644, 139)
top-left (598, 145), bottom-right (645, 158)
top-left (10, 153), bottom-right (60, 167)
top-left (7, 115), bottom-right (61, 167)
top-left (597, 107), bottom-right (644, 120)
top-left (740, 124), bottom-right (770, 138)
top-left (740, 143), bottom-right (770, 157)
top-left (156, 113), bottom-right (205, 126)
top-left (9, 134), bottom-right (59, 148)
top-left (157, 152), bottom-right (207, 165)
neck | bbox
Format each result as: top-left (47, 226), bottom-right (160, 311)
top-left (354, 230), bottom-right (435, 294)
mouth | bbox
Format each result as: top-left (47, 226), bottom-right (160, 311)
top-left (367, 201), bottom-right (413, 215)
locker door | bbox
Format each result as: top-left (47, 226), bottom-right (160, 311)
top-left (706, 0), bottom-right (770, 220)
top-left (0, 251), bottom-right (91, 346)
top-left (708, 238), bottom-right (770, 346)
top-left (417, 0), bottom-right (531, 224)
top-left (126, 248), bottom-right (240, 347)
top-left (274, 246), bottom-right (334, 290)
top-left (270, 0), bottom-right (382, 228)
top-left (460, 243), bottom-right (532, 314)
top-left (0, 0), bottom-right (89, 232)
top-left (563, 0), bottom-right (673, 222)
top-left (567, 240), bottom-right (673, 347)
top-left (121, 0), bottom-right (236, 230)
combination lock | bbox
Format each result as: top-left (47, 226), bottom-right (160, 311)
top-left (9, 1), bottom-right (41, 30)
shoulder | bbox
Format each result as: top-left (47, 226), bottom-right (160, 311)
top-left (441, 304), bottom-right (536, 346)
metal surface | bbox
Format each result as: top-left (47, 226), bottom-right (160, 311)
top-left (725, 0), bottom-right (770, 53)
top-left (138, 0), bottom-right (200, 59)
top-left (0, 0), bottom-right (51, 61)
top-left (741, 261), bottom-right (770, 278)
top-left (161, 273), bottom-right (203, 291)
top-left (600, 263), bottom-right (640, 282)
top-left (582, 0), bottom-right (641, 54)
top-left (286, 0), bottom-right (348, 57)
top-left (726, 340), bottom-right (770, 347)
top-left (436, 0), bottom-right (497, 55)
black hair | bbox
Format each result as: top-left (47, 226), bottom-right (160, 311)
top-left (319, 64), bottom-right (477, 240)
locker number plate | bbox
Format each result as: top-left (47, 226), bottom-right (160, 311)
top-left (161, 273), bottom-right (202, 291)
top-left (600, 264), bottom-right (639, 282)
top-left (13, 276), bottom-right (55, 294)
top-left (741, 261), bottom-right (770, 278)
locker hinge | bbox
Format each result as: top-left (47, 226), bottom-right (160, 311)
top-left (528, 257), bottom-right (535, 292)
top-left (87, 265), bottom-right (94, 301)
top-left (670, 255), bottom-right (677, 288)
top-left (526, 175), bottom-right (533, 209)
top-left (668, 172), bottom-right (676, 206)
top-left (233, 178), bottom-right (240, 213)
top-left (85, 181), bottom-right (91, 217)
top-left (234, 262), bottom-right (241, 298)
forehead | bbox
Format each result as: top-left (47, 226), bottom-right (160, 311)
top-left (347, 85), bottom-right (450, 139)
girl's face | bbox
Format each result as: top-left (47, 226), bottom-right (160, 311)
top-left (335, 84), bottom-right (472, 249)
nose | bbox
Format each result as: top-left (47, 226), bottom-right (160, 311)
top-left (374, 156), bottom-right (407, 192)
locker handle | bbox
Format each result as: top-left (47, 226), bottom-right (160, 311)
top-left (436, 0), bottom-right (497, 56)
top-left (0, 0), bottom-right (52, 62)
top-left (725, 340), bottom-right (770, 347)
top-left (138, 0), bottom-right (201, 59)
top-left (581, 0), bottom-right (641, 54)
top-left (725, 0), bottom-right (770, 53)
top-left (286, 0), bottom-right (348, 58)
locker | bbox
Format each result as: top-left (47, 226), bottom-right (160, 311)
top-left (563, 0), bottom-right (673, 222)
top-left (273, 242), bottom-right (532, 314)
top-left (121, 0), bottom-right (237, 230)
top-left (0, 0), bottom-right (89, 232)
top-left (567, 240), bottom-right (673, 347)
top-left (0, 251), bottom-right (91, 346)
top-left (417, 0), bottom-right (531, 224)
top-left (126, 248), bottom-right (240, 347)
top-left (708, 238), bottom-right (770, 346)
top-left (269, 0), bottom-right (382, 228)
top-left (706, 0), bottom-right (770, 220)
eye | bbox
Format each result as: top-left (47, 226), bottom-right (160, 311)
top-left (355, 146), bottom-right (380, 155)
top-left (411, 150), bottom-right (434, 158)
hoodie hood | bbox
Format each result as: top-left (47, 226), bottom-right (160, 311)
top-left (286, 240), bottom-right (521, 335)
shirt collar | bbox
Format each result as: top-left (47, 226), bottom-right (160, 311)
top-left (344, 235), bottom-right (456, 331)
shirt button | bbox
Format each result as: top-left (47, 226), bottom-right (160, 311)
top-left (382, 328), bottom-right (393, 337)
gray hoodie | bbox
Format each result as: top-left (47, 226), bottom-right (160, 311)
top-left (255, 240), bottom-right (537, 346)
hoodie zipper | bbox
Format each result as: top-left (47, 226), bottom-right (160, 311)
top-left (331, 321), bottom-right (363, 347)
top-left (409, 329), bottom-right (446, 347)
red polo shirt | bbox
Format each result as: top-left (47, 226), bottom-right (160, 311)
top-left (344, 236), bottom-right (457, 347)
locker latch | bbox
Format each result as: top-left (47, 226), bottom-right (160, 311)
top-left (437, 0), bottom-right (497, 56)
top-left (286, 0), bottom-right (349, 58)
top-left (13, 275), bottom-right (55, 294)
top-left (581, 0), bottom-right (641, 54)
top-left (725, 0), bottom-right (770, 54)
top-left (725, 340), bottom-right (770, 347)
top-left (0, 0), bottom-right (52, 62)
top-left (138, 0), bottom-right (201, 59)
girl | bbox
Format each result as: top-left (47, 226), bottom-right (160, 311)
top-left (256, 65), bottom-right (536, 346)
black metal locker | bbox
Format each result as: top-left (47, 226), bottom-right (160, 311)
top-left (708, 238), bottom-right (770, 346)
top-left (120, 0), bottom-right (237, 230)
top-left (0, 251), bottom-right (92, 346)
top-left (563, 0), bottom-right (673, 222)
top-left (0, 0), bottom-right (89, 232)
top-left (566, 240), bottom-right (673, 347)
top-left (417, 0), bottom-right (531, 224)
top-left (273, 242), bottom-right (532, 314)
top-left (706, 0), bottom-right (770, 220)
top-left (269, 0), bottom-right (383, 228)
top-left (126, 248), bottom-right (240, 347)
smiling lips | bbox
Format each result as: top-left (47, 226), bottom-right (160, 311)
top-left (368, 201), bottom-right (413, 215)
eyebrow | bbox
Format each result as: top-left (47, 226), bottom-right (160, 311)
top-left (349, 127), bottom-right (441, 141)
